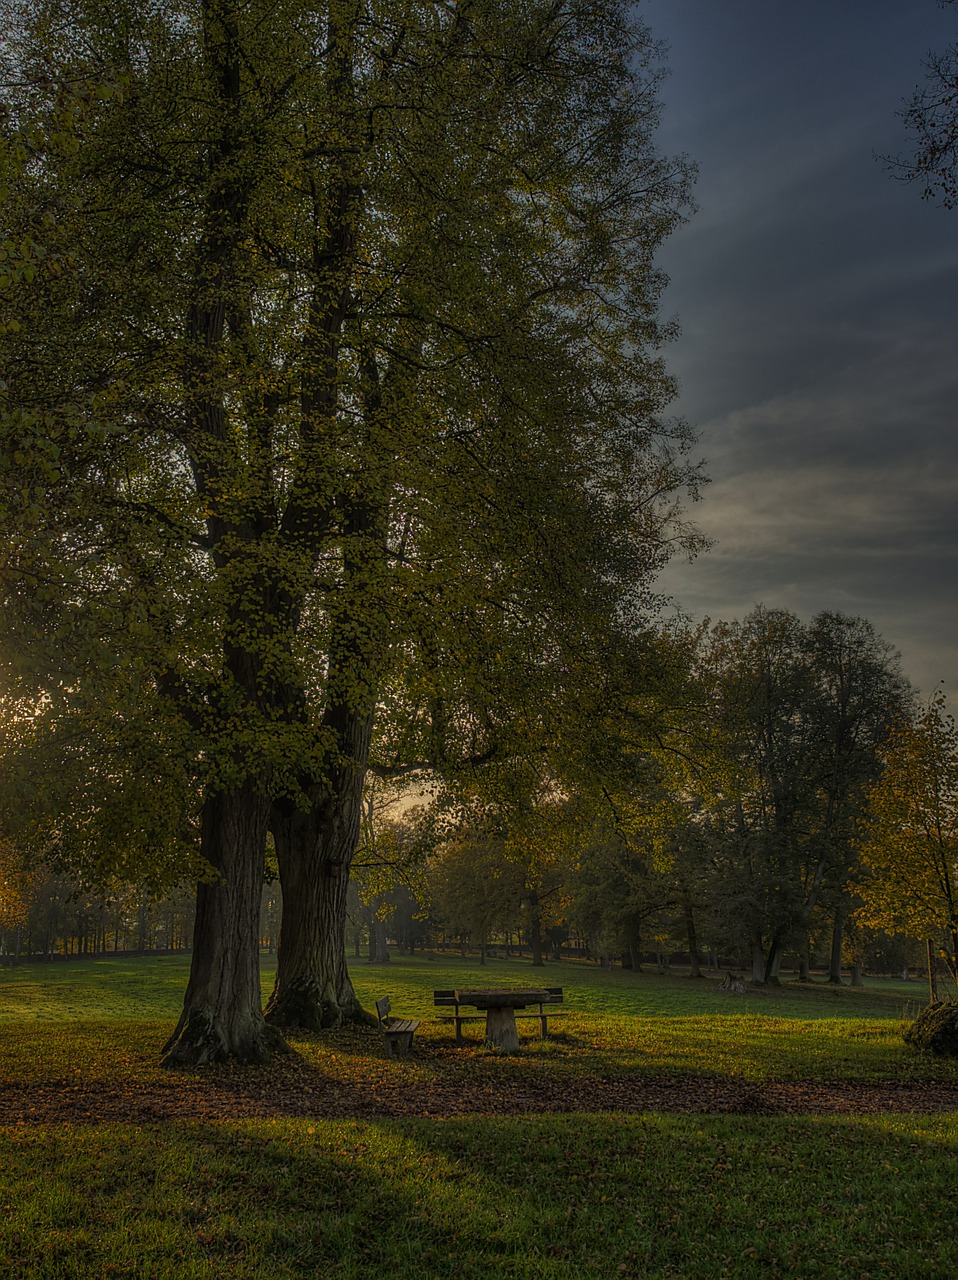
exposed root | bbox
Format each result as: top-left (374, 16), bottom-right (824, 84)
top-left (161, 1011), bottom-right (290, 1069)
top-left (265, 979), bottom-right (377, 1033)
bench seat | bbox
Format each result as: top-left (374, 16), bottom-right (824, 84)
top-left (376, 997), bottom-right (420, 1056)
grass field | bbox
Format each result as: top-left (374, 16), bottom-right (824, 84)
top-left (1, 953), bottom-right (957, 1279)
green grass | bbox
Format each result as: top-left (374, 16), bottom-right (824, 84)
top-left (1, 954), bottom-right (957, 1278)
top-left (1, 952), bottom-right (956, 1086)
top-left (1, 1115), bottom-right (957, 1278)
top-left (0, 950), bottom-right (932, 1021)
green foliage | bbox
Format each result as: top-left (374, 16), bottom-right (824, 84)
top-left (430, 831), bottom-right (525, 949)
top-left (678, 608), bottom-right (911, 981)
top-left (0, 2), bottom-right (702, 1054)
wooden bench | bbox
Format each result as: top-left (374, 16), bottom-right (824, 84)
top-left (434, 987), bottom-right (565, 1044)
top-left (376, 996), bottom-right (420, 1056)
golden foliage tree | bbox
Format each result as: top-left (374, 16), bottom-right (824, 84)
top-left (855, 691), bottom-right (958, 988)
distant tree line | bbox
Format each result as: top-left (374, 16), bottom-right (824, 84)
top-left (0, 866), bottom-right (196, 962)
top-left (351, 606), bottom-right (956, 998)
top-left (4, 603), bottom-right (954, 1006)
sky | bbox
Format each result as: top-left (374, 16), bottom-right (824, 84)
top-left (641, 0), bottom-right (958, 698)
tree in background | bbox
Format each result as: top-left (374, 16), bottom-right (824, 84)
top-left (887, 0), bottom-right (958, 206)
top-left (855, 690), bottom-right (958, 991)
top-left (0, 839), bottom-right (40, 959)
top-left (690, 608), bottom-right (909, 983)
top-left (802, 612), bottom-right (913, 982)
top-left (431, 831), bottom-right (524, 964)
top-left (568, 828), bottom-right (677, 969)
top-left (348, 784), bottom-right (431, 964)
top-left (1, 0), bottom-right (699, 1061)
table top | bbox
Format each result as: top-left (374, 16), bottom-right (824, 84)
top-left (454, 987), bottom-right (551, 1009)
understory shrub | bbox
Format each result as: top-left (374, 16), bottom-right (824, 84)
top-left (904, 1002), bottom-right (958, 1057)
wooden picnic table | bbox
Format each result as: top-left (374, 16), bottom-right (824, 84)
top-left (453, 987), bottom-right (553, 1051)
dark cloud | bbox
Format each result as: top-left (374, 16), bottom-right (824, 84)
top-left (645, 0), bottom-right (958, 694)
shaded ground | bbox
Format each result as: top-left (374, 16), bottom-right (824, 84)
top-left (4, 1033), bottom-right (958, 1125)
top-left (5, 1074), bottom-right (958, 1126)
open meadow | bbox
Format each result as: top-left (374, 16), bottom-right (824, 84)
top-left (1, 954), bottom-right (957, 1279)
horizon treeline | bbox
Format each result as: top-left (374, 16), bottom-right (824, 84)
top-left (4, 603), bottom-right (954, 998)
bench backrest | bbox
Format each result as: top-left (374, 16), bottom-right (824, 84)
top-left (376, 996), bottom-right (391, 1023)
top-left (433, 987), bottom-right (563, 1005)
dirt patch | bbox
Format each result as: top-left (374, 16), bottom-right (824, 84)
top-left (3, 1053), bottom-right (958, 1126)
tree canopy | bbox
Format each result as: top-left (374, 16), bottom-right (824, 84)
top-left (0, 0), bottom-right (700, 1061)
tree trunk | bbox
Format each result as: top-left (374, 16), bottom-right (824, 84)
top-left (828, 906), bottom-right (845, 984)
top-left (265, 784), bottom-right (372, 1031)
top-left (529, 910), bottom-right (544, 967)
top-left (797, 931), bottom-right (812, 981)
top-left (368, 915), bottom-right (389, 964)
top-left (750, 941), bottom-right (766, 984)
top-left (625, 918), bottom-right (642, 971)
top-left (762, 929), bottom-right (786, 985)
top-left (683, 897), bottom-right (703, 978)
top-left (163, 783), bottom-right (285, 1066)
top-left (927, 938), bottom-right (940, 1004)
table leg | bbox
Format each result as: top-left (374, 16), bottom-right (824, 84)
top-left (484, 1007), bottom-right (520, 1051)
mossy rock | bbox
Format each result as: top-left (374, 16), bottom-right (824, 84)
top-left (903, 1001), bottom-right (958, 1057)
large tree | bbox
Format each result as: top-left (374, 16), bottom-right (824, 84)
top-left (0, 0), bottom-right (698, 1062)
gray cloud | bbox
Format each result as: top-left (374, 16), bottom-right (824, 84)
top-left (645, 0), bottom-right (958, 696)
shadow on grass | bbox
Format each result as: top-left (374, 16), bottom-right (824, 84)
top-left (1, 1113), bottom-right (957, 1278)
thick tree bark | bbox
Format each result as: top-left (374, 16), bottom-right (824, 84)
top-left (625, 918), bottom-right (642, 971)
top-left (764, 946), bottom-right (783, 984)
top-left (163, 783), bottom-right (285, 1066)
top-left (265, 779), bottom-right (372, 1031)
